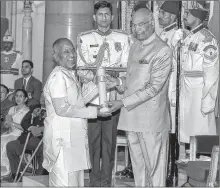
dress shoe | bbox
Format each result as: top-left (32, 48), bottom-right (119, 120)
top-left (35, 167), bottom-right (45, 175)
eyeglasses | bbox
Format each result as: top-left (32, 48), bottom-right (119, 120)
top-left (131, 21), bottom-right (151, 28)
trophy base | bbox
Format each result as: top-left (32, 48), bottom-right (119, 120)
top-left (100, 106), bottom-right (110, 113)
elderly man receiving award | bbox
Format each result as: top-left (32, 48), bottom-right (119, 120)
top-left (42, 38), bottom-right (110, 187)
top-left (77, 1), bottom-right (130, 186)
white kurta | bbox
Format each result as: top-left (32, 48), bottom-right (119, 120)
top-left (178, 24), bottom-right (219, 143)
top-left (43, 66), bottom-right (97, 186)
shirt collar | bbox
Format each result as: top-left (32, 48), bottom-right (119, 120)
top-left (163, 22), bottom-right (177, 32)
top-left (96, 29), bottom-right (112, 36)
top-left (191, 24), bottom-right (204, 34)
top-left (141, 33), bottom-right (156, 46)
top-left (23, 75), bottom-right (31, 83)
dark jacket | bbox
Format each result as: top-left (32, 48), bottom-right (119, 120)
top-left (14, 76), bottom-right (42, 104)
top-left (17, 109), bottom-right (45, 144)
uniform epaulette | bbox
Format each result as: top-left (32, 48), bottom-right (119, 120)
top-left (112, 29), bottom-right (128, 35)
top-left (200, 28), bottom-right (215, 43)
top-left (78, 30), bottom-right (96, 37)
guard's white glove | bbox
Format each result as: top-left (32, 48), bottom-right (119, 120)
top-left (171, 29), bottom-right (184, 47)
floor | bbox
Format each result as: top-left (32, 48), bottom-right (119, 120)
top-left (1, 149), bottom-right (188, 187)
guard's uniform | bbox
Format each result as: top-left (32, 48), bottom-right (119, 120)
top-left (1, 50), bottom-right (23, 90)
top-left (178, 24), bottom-right (219, 143)
top-left (159, 22), bottom-right (178, 133)
top-left (77, 29), bottom-right (130, 186)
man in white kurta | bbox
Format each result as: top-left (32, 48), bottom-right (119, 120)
top-left (77, 1), bottom-right (130, 186)
top-left (43, 38), bottom-right (109, 187)
top-left (171, 2), bottom-right (219, 144)
top-left (1, 34), bottom-right (23, 91)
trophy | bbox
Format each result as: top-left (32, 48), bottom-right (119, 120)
top-left (76, 66), bottom-right (126, 112)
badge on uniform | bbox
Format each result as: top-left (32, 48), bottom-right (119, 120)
top-left (188, 42), bottom-right (198, 52)
top-left (139, 59), bottom-right (149, 64)
top-left (114, 42), bottom-right (122, 52)
top-left (203, 45), bottom-right (217, 61)
top-left (90, 44), bottom-right (99, 48)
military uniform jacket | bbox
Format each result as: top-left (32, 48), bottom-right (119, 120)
top-left (117, 33), bottom-right (172, 133)
top-left (77, 29), bottom-right (130, 104)
top-left (1, 50), bottom-right (23, 89)
top-left (160, 23), bottom-right (178, 103)
top-left (175, 24), bottom-right (219, 143)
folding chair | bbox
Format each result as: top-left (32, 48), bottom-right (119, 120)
top-left (180, 135), bottom-right (219, 187)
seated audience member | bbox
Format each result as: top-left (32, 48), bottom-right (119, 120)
top-left (1, 89), bottom-right (29, 177)
top-left (6, 104), bottom-right (45, 181)
top-left (14, 60), bottom-right (42, 107)
top-left (1, 84), bottom-right (14, 134)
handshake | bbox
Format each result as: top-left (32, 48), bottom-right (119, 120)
top-left (96, 100), bottom-right (124, 117)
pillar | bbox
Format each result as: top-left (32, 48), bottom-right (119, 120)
top-left (22, 1), bottom-right (33, 60)
top-left (42, 1), bottom-right (94, 85)
top-left (1, 1), bottom-right (6, 17)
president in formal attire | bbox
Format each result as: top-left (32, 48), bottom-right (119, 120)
top-left (107, 8), bottom-right (172, 186)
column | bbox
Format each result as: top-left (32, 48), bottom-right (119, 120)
top-left (42, 1), bottom-right (94, 85)
top-left (22, 1), bottom-right (33, 60)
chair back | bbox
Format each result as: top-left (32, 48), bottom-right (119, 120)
top-left (206, 146), bottom-right (219, 187)
top-left (190, 135), bottom-right (219, 160)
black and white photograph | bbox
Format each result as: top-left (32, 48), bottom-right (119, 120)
top-left (0, 0), bottom-right (219, 187)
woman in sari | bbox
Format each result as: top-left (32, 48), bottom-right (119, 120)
top-left (1, 89), bottom-right (29, 177)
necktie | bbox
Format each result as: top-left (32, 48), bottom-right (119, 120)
top-left (23, 78), bottom-right (26, 90)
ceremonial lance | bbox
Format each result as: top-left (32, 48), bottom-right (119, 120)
top-left (174, 1), bottom-right (182, 186)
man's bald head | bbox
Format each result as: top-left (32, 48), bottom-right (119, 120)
top-left (133, 8), bottom-right (154, 22)
top-left (53, 38), bottom-right (73, 53)
top-left (131, 8), bottom-right (155, 41)
top-left (52, 38), bottom-right (77, 70)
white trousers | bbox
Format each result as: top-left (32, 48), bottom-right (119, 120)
top-left (127, 130), bottom-right (169, 187)
top-left (49, 170), bottom-right (84, 187)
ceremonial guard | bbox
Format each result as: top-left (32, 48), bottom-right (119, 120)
top-left (172, 1), bottom-right (219, 144)
top-left (1, 32), bottom-right (23, 90)
top-left (77, 1), bottom-right (130, 186)
top-left (158, 1), bottom-right (180, 185)
top-left (159, 0), bottom-right (180, 133)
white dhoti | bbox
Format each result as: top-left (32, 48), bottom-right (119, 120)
top-left (127, 130), bottom-right (169, 187)
top-left (49, 170), bottom-right (84, 187)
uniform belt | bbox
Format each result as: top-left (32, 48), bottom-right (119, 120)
top-left (183, 71), bottom-right (204, 77)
